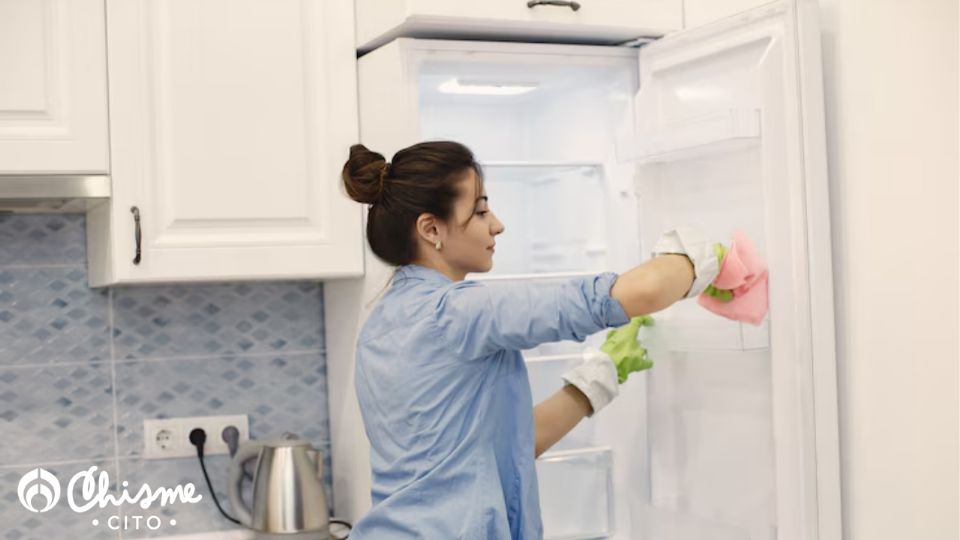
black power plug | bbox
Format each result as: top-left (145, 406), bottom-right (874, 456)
top-left (189, 428), bottom-right (206, 456)
top-left (189, 427), bottom-right (240, 525)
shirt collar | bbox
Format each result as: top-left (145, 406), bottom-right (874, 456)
top-left (395, 263), bottom-right (454, 285)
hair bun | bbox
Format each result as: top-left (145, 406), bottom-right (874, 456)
top-left (342, 144), bottom-right (388, 205)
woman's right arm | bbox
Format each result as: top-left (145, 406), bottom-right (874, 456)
top-left (433, 229), bottom-right (716, 360)
top-left (432, 254), bottom-right (697, 361)
top-left (612, 227), bottom-right (722, 317)
top-left (433, 272), bottom-right (630, 361)
top-left (610, 254), bottom-right (696, 317)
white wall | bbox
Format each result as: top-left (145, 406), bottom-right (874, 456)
top-left (817, 1), bottom-right (959, 538)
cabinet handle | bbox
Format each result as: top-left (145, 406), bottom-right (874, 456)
top-left (130, 206), bottom-right (142, 265)
top-left (527, 0), bottom-right (581, 11)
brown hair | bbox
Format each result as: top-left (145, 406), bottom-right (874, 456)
top-left (341, 141), bottom-right (483, 267)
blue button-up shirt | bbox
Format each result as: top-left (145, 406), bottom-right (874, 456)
top-left (350, 264), bottom-right (629, 539)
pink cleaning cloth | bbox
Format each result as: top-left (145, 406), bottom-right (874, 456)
top-left (697, 230), bottom-right (769, 326)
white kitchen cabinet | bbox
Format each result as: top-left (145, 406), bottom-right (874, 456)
top-left (683, 0), bottom-right (774, 27)
top-left (0, 0), bottom-right (109, 173)
top-left (355, 0), bottom-right (682, 53)
top-left (86, 0), bottom-right (362, 286)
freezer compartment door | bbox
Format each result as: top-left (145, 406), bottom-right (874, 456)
top-left (626, 2), bottom-right (839, 540)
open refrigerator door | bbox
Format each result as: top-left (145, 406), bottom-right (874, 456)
top-left (621, 1), bottom-right (839, 539)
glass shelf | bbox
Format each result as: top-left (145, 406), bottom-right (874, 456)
top-left (467, 271), bottom-right (603, 283)
top-left (517, 314), bottom-right (769, 359)
top-left (472, 162), bottom-right (611, 277)
top-left (537, 447), bottom-right (616, 540)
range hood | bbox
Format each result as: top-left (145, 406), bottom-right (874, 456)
top-left (0, 175), bottom-right (111, 213)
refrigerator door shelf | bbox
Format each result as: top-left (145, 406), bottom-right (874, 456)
top-left (643, 312), bottom-right (771, 352)
top-left (537, 446), bottom-right (616, 540)
top-left (632, 109), bottom-right (761, 165)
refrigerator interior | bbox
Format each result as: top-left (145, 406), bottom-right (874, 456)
top-left (418, 53), bottom-right (641, 279)
top-left (413, 44), bottom-right (778, 540)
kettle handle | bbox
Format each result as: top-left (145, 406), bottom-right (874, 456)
top-left (306, 448), bottom-right (324, 481)
top-left (227, 441), bottom-right (262, 527)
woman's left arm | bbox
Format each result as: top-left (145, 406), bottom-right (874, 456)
top-left (533, 385), bottom-right (593, 457)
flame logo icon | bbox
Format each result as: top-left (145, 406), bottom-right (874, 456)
top-left (18, 467), bottom-right (61, 513)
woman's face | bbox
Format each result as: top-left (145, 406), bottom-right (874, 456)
top-left (442, 170), bottom-right (505, 275)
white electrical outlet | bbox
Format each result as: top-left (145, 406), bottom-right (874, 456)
top-left (143, 414), bottom-right (250, 459)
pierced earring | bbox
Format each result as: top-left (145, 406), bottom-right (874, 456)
top-left (435, 240), bottom-right (442, 251)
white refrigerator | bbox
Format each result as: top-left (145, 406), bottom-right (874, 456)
top-left (325, 1), bottom-right (841, 539)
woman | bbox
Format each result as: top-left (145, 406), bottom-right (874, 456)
top-left (341, 141), bottom-right (719, 539)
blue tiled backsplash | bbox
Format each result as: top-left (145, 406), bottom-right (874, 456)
top-left (0, 214), bottom-right (333, 540)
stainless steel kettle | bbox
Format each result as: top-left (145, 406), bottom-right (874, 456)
top-left (227, 432), bottom-right (329, 534)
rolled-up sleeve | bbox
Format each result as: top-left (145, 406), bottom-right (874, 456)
top-left (432, 272), bottom-right (630, 361)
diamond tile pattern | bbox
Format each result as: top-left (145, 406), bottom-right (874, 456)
top-left (115, 353), bottom-right (330, 459)
top-left (0, 362), bottom-right (114, 465)
top-left (0, 214), bottom-right (86, 266)
top-left (0, 214), bottom-right (333, 539)
top-left (0, 267), bottom-right (110, 366)
top-left (113, 282), bottom-right (323, 360)
top-left (0, 460), bottom-right (119, 540)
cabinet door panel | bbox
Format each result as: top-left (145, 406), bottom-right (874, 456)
top-left (0, 0), bottom-right (108, 173)
top-left (90, 0), bottom-right (361, 285)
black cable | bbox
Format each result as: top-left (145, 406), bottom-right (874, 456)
top-left (189, 428), bottom-right (241, 525)
top-left (329, 517), bottom-right (353, 539)
top-left (329, 518), bottom-right (352, 529)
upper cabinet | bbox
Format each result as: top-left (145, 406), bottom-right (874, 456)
top-left (86, 0), bottom-right (363, 286)
top-left (355, 0), bottom-right (682, 53)
top-left (682, 0), bottom-right (775, 27)
top-left (0, 0), bottom-right (109, 173)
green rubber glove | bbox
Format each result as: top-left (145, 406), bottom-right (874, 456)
top-left (701, 243), bottom-right (734, 302)
top-left (600, 315), bottom-right (655, 383)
